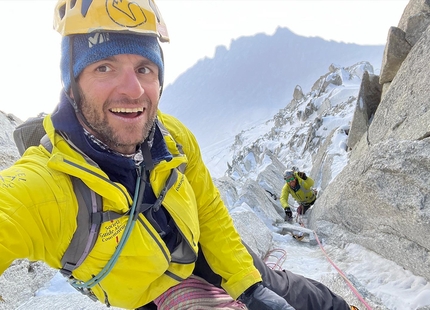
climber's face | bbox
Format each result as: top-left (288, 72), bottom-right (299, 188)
top-left (287, 177), bottom-right (296, 187)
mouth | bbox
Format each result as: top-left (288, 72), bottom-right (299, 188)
top-left (110, 107), bottom-right (144, 118)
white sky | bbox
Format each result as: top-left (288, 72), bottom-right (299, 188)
top-left (0, 0), bottom-right (409, 121)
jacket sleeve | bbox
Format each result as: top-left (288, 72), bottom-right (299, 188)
top-left (0, 154), bottom-right (77, 276)
top-left (297, 173), bottom-right (314, 189)
top-left (159, 112), bottom-right (261, 299)
top-left (279, 184), bottom-right (290, 209)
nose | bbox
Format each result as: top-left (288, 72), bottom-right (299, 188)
top-left (117, 68), bottom-right (145, 100)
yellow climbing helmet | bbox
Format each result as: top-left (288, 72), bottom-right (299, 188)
top-left (53, 0), bottom-right (169, 42)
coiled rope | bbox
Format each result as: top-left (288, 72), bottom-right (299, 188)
top-left (263, 248), bottom-right (288, 270)
top-left (154, 275), bottom-right (247, 310)
top-left (154, 248), bottom-right (289, 309)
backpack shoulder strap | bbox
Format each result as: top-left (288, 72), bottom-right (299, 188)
top-left (60, 177), bottom-right (102, 277)
top-left (41, 134), bottom-right (121, 278)
top-left (40, 133), bottom-right (100, 275)
top-left (40, 134), bottom-right (53, 152)
top-left (60, 176), bottom-right (124, 277)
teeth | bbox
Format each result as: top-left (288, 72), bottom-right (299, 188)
top-left (110, 107), bottom-right (143, 113)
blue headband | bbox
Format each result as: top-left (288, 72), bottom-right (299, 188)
top-left (60, 32), bottom-right (163, 92)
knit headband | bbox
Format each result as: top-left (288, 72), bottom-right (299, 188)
top-left (60, 32), bottom-right (164, 92)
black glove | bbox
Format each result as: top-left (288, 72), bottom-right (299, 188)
top-left (238, 283), bottom-right (293, 310)
top-left (285, 208), bottom-right (293, 219)
top-left (297, 171), bottom-right (307, 180)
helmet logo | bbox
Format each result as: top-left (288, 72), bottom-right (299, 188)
top-left (107, 0), bottom-right (147, 28)
top-left (88, 33), bottom-right (110, 48)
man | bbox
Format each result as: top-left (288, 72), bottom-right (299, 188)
top-left (0, 1), bottom-right (354, 309)
top-left (280, 169), bottom-right (317, 220)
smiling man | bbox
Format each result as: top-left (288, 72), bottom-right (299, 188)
top-left (0, 1), bottom-right (354, 310)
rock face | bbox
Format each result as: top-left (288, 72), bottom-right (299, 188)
top-left (347, 71), bottom-right (382, 151)
top-left (0, 112), bottom-right (20, 170)
top-left (308, 0), bottom-right (430, 282)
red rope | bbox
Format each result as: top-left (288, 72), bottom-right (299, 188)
top-left (263, 248), bottom-right (287, 271)
top-left (296, 211), bottom-right (372, 309)
top-left (312, 231), bottom-right (373, 310)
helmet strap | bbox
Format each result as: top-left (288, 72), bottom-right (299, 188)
top-left (68, 36), bottom-right (81, 113)
top-left (159, 43), bottom-right (165, 96)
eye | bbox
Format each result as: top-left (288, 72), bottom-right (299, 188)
top-left (95, 65), bottom-right (111, 73)
top-left (137, 66), bottom-right (151, 74)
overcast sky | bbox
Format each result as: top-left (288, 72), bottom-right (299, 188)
top-left (0, 0), bottom-right (409, 121)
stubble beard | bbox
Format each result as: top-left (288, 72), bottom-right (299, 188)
top-left (79, 92), bottom-right (156, 152)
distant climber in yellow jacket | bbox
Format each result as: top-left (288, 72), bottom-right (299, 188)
top-left (280, 169), bottom-right (317, 220)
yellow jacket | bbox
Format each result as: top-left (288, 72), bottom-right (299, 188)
top-left (0, 111), bottom-right (261, 309)
top-left (280, 172), bottom-right (316, 209)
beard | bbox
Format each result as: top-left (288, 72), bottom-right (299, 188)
top-left (78, 91), bottom-right (157, 152)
